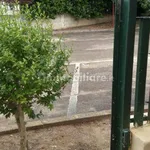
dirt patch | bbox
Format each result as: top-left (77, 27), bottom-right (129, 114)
top-left (0, 117), bottom-right (110, 150)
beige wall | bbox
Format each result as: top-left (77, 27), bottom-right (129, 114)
top-left (51, 14), bottom-right (112, 30)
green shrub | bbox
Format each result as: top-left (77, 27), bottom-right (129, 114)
top-left (137, 0), bottom-right (150, 16)
top-left (0, 3), bottom-right (71, 150)
top-left (27, 0), bottom-right (112, 19)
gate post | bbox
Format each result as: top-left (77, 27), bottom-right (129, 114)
top-left (111, 0), bottom-right (137, 150)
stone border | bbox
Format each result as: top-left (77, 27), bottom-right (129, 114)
top-left (0, 110), bottom-right (111, 136)
top-left (0, 101), bottom-right (147, 136)
top-left (53, 27), bottom-right (139, 35)
top-left (0, 105), bottom-right (148, 136)
top-left (53, 28), bottom-right (114, 35)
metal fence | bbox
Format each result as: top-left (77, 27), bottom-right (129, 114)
top-left (111, 0), bottom-right (150, 150)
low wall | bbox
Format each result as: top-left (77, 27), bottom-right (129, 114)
top-left (131, 125), bottom-right (150, 150)
top-left (51, 14), bottom-right (112, 30)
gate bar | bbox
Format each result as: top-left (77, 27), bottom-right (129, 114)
top-left (148, 89), bottom-right (150, 121)
top-left (111, 0), bottom-right (137, 150)
top-left (134, 18), bottom-right (150, 126)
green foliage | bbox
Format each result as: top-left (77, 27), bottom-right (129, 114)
top-left (26, 0), bottom-right (112, 19)
top-left (0, 3), bottom-right (71, 119)
top-left (137, 0), bottom-right (150, 16)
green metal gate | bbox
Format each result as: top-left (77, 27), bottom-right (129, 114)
top-left (111, 0), bottom-right (150, 150)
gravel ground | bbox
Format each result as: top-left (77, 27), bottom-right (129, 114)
top-left (0, 117), bottom-right (110, 150)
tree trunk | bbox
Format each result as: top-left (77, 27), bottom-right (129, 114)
top-left (15, 104), bottom-right (29, 150)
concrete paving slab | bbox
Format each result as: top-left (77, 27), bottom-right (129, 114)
top-left (32, 97), bottom-right (70, 120)
top-left (61, 64), bottom-right (75, 97)
top-left (79, 62), bottom-right (112, 93)
top-left (77, 87), bottom-right (149, 116)
top-left (70, 50), bottom-right (113, 62)
top-left (77, 92), bottom-right (111, 114)
top-left (65, 39), bottom-right (113, 51)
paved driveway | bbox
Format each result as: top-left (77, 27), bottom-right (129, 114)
top-left (34, 29), bottom-right (150, 120)
top-left (1, 29), bottom-right (150, 125)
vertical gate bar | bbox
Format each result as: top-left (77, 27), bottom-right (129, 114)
top-left (121, 0), bottom-right (137, 149)
top-left (111, 0), bottom-right (137, 150)
top-left (148, 89), bottom-right (150, 122)
top-left (111, 0), bottom-right (122, 149)
top-left (134, 19), bottom-right (150, 127)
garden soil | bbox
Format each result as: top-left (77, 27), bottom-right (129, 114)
top-left (0, 117), bottom-right (110, 150)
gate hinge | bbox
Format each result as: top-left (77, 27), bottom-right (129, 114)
top-left (122, 129), bottom-right (130, 148)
